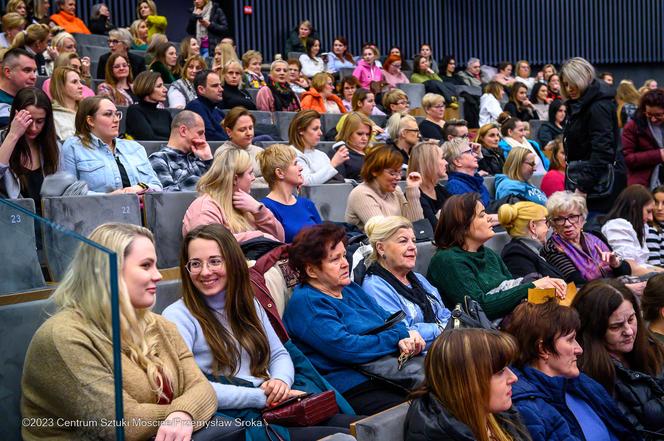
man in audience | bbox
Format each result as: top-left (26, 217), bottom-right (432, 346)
top-left (148, 110), bottom-right (213, 191)
top-left (185, 69), bottom-right (229, 141)
top-left (0, 48), bottom-right (37, 127)
top-left (599, 71), bottom-right (614, 86)
top-left (458, 57), bottom-right (483, 88)
top-left (443, 118), bottom-right (470, 141)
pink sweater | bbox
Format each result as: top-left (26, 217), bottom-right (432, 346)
top-left (182, 193), bottom-right (285, 242)
top-left (352, 60), bottom-right (383, 89)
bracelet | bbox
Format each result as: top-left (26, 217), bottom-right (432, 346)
top-left (137, 182), bottom-right (148, 190)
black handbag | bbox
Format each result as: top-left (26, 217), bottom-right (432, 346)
top-left (445, 296), bottom-right (496, 330)
top-left (565, 160), bottom-right (615, 200)
top-left (411, 218), bottom-right (434, 242)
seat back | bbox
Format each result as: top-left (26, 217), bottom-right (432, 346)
top-left (397, 83), bottom-right (426, 108)
top-left (300, 183), bottom-right (353, 222)
top-left (414, 241), bottom-right (436, 275)
top-left (0, 199), bottom-right (45, 295)
top-left (117, 106), bottom-right (128, 134)
top-left (246, 88), bottom-right (259, 103)
top-left (72, 32), bottom-right (109, 47)
top-left (167, 108), bottom-right (183, 119)
top-left (249, 110), bottom-right (273, 125)
top-left (529, 120), bottom-right (544, 144)
top-left (322, 113), bottom-right (343, 133)
top-left (370, 114), bottom-right (387, 127)
top-left (530, 173), bottom-right (545, 189)
top-left (0, 298), bottom-right (57, 441)
top-left (275, 111), bottom-right (298, 141)
top-left (139, 140), bottom-right (166, 156)
top-left (352, 402), bottom-right (409, 441)
top-left (483, 176), bottom-right (496, 197)
top-left (485, 231), bottom-right (510, 253)
top-left (143, 192), bottom-right (198, 268)
top-left (316, 141), bottom-right (335, 156)
top-left (152, 279), bottom-right (183, 314)
top-left (42, 194), bottom-right (142, 280)
top-left (338, 67), bottom-right (355, 80)
top-left (78, 45), bottom-right (108, 65)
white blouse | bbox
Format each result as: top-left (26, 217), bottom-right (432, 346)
top-left (601, 218), bottom-right (651, 265)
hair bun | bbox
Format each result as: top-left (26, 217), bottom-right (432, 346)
top-left (497, 204), bottom-right (518, 229)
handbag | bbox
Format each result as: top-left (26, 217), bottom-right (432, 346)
top-left (565, 160), bottom-right (615, 200)
top-left (261, 390), bottom-right (339, 427)
top-left (445, 296), bottom-right (496, 330)
top-left (411, 218), bottom-right (434, 242)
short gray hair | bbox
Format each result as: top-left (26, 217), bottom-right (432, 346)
top-left (441, 137), bottom-right (470, 173)
top-left (559, 57), bottom-right (595, 99)
top-left (109, 28), bottom-right (132, 50)
top-left (467, 57), bottom-right (480, 67)
top-left (545, 191), bottom-right (588, 218)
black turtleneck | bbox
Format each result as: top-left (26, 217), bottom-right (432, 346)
top-left (125, 100), bottom-right (172, 141)
top-left (221, 84), bottom-right (257, 110)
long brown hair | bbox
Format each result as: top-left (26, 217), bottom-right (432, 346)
top-left (412, 329), bottom-right (523, 441)
top-left (572, 279), bottom-right (664, 392)
top-left (179, 224), bottom-right (270, 378)
top-left (103, 53), bottom-right (133, 105)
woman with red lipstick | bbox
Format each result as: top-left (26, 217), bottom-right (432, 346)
top-left (542, 191), bottom-right (632, 285)
top-left (506, 300), bottom-right (640, 441)
top-left (572, 279), bottom-right (664, 435)
top-left (361, 215), bottom-right (451, 347)
top-left (405, 328), bottom-right (531, 441)
top-left (345, 144), bottom-right (425, 231)
top-left (0, 87), bottom-right (58, 204)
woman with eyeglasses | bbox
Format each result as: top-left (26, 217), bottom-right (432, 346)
top-left (346, 144), bottom-right (424, 231)
top-left (495, 147), bottom-right (548, 205)
top-left (97, 53), bottom-right (137, 107)
top-left (60, 96), bottom-right (162, 194)
top-left (168, 54), bottom-right (207, 109)
top-left (419, 93), bottom-right (446, 141)
top-left (337, 76), bottom-right (359, 112)
top-left (381, 54), bottom-right (409, 90)
top-left (386, 113), bottom-right (420, 164)
top-left (125, 71), bottom-right (172, 141)
top-left (407, 141), bottom-right (450, 230)
top-left (541, 191), bottom-right (631, 286)
top-left (441, 137), bottom-right (493, 209)
top-left (498, 201), bottom-right (564, 279)
top-left (49, 66), bottom-right (83, 143)
top-left (622, 89), bottom-right (664, 188)
top-left (381, 89), bottom-right (410, 117)
top-left (96, 28), bottom-right (146, 80)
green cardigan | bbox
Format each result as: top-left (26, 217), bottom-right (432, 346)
top-left (410, 72), bottom-right (442, 84)
top-left (427, 245), bottom-right (534, 319)
top-left (150, 60), bottom-right (179, 84)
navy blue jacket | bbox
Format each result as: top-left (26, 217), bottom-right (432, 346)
top-left (511, 365), bottom-right (640, 441)
top-left (185, 96), bottom-right (229, 141)
top-left (445, 171), bottom-right (491, 208)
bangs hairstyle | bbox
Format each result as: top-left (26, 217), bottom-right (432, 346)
top-left (441, 137), bottom-right (471, 173)
top-left (75, 96), bottom-right (110, 148)
top-left (413, 328), bottom-right (519, 441)
top-left (288, 109), bottom-right (320, 151)
top-left (502, 146), bottom-right (534, 181)
top-left (408, 141), bottom-right (443, 187)
top-left (572, 279), bottom-right (664, 392)
top-left (559, 57), bottom-right (596, 99)
top-left (241, 49), bottom-right (261, 69)
top-left (335, 111), bottom-right (372, 145)
top-left (364, 215), bottom-right (413, 264)
top-left (505, 300), bottom-right (580, 367)
top-left (475, 122), bottom-right (501, 145)
top-left (256, 143), bottom-right (296, 188)
top-left (546, 190), bottom-right (588, 219)
top-left (434, 193), bottom-right (481, 250)
top-left (360, 143), bottom-right (404, 182)
top-left (310, 71), bottom-right (333, 92)
top-left (179, 224), bottom-right (270, 378)
top-left (289, 222), bottom-right (347, 283)
top-left (382, 88), bottom-right (408, 111)
top-left (604, 184), bottom-right (654, 246)
top-left (52, 223), bottom-right (174, 403)
top-left (8, 87), bottom-right (59, 186)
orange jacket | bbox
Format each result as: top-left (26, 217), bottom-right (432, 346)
top-left (50, 11), bottom-right (91, 34)
top-left (300, 88), bottom-right (346, 114)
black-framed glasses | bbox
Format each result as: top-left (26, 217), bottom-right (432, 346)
top-left (523, 161), bottom-right (537, 168)
top-left (185, 257), bottom-right (225, 274)
top-left (549, 214), bottom-right (583, 227)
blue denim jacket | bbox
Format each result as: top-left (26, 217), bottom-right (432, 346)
top-left (60, 134), bottom-right (162, 193)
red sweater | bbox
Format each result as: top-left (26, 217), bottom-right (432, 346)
top-left (622, 118), bottom-right (663, 186)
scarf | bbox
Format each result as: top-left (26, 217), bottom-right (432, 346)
top-left (266, 77), bottom-right (300, 112)
top-left (365, 261), bottom-right (436, 322)
top-left (195, 1), bottom-right (212, 40)
top-left (550, 232), bottom-right (612, 281)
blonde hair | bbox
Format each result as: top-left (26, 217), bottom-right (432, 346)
top-left (256, 143), bottom-right (296, 189)
top-left (408, 141), bottom-right (443, 187)
top-left (215, 42), bottom-right (239, 70)
top-left (241, 49), bottom-right (262, 69)
top-left (5, 0), bottom-right (25, 14)
top-left (386, 113), bottom-right (417, 140)
top-left (615, 80), bottom-right (640, 105)
top-left (559, 57), bottom-right (595, 99)
top-left (364, 215), bottom-right (413, 264)
top-left (421, 92), bottom-right (445, 110)
top-left (503, 147), bottom-right (534, 181)
top-left (220, 59), bottom-right (242, 85)
top-left (52, 223), bottom-right (174, 403)
top-left (51, 31), bottom-right (75, 52)
top-left (335, 111), bottom-right (372, 146)
top-left (11, 23), bottom-right (48, 49)
top-left (50, 66), bottom-right (81, 108)
top-left (130, 19), bottom-right (147, 46)
top-left (498, 202), bottom-right (548, 238)
top-left (197, 148), bottom-right (255, 233)
top-left (546, 190), bottom-right (588, 218)
top-left (1, 12), bottom-right (24, 31)
top-left (310, 71), bottom-right (333, 91)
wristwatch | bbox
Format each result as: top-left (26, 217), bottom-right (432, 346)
top-left (137, 182), bottom-right (149, 190)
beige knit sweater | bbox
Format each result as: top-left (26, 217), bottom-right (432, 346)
top-left (345, 180), bottom-right (424, 230)
top-left (21, 309), bottom-right (217, 440)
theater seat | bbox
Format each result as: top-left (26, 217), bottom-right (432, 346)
top-left (530, 173), bottom-right (545, 189)
top-left (483, 176), bottom-right (496, 197)
top-left (300, 183), bottom-right (354, 222)
top-left (0, 298), bottom-right (57, 441)
top-left (143, 192), bottom-right (198, 269)
top-left (486, 231), bottom-right (510, 253)
top-left (249, 110), bottom-right (273, 125)
top-left (351, 402), bottom-right (409, 441)
top-left (529, 120), bottom-right (544, 144)
top-left (397, 83), bottom-right (426, 108)
top-left (72, 32), bottom-right (109, 48)
top-left (338, 67), bottom-right (355, 80)
top-left (317, 434), bottom-right (356, 441)
top-left (152, 279), bottom-right (182, 314)
top-left (370, 114), bottom-right (387, 127)
top-left (138, 140), bottom-right (165, 156)
top-left (0, 199), bottom-right (46, 295)
top-left (317, 141), bottom-right (335, 156)
top-left (42, 194), bottom-right (143, 280)
top-left (322, 113), bottom-right (343, 134)
top-left (246, 88), bottom-right (259, 103)
top-left (414, 241), bottom-right (436, 275)
top-left (275, 111), bottom-right (298, 141)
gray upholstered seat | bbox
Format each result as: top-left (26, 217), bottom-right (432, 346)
top-left (0, 199), bottom-right (45, 295)
top-left (397, 83), bottom-right (426, 108)
top-left (72, 32), bottom-right (109, 48)
top-left (143, 192), bottom-right (198, 269)
top-left (529, 119), bottom-right (544, 145)
top-left (322, 113), bottom-right (343, 134)
top-left (300, 183), bottom-right (354, 222)
top-left (317, 434), bottom-right (357, 441)
top-left (483, 176), bottom-right (496, 197)
top-left (42, 194), bottom-right (142, 280)
top-left (138, 140), bottom-right (166, 156)
top-left (530, 173), bottom-right (545, 189)
top-left (275, 111), bottom-right (298, 141)
top-left (249, 110), bottom-right (273, 125)
top-left (152, 279), bottom-right (183, 314)
top-left (369, 114), bottom-right (387, 127)
top-left (414, 241), bottom-right (436, 275)
top-left (352, 402), bottom-right (409, 441)
top-left (0, 298), bottom-right (56, 441)
top-left (316, 141), bottom-right (336, 156)
top-left (485, 231), bottom-right (510, 253)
